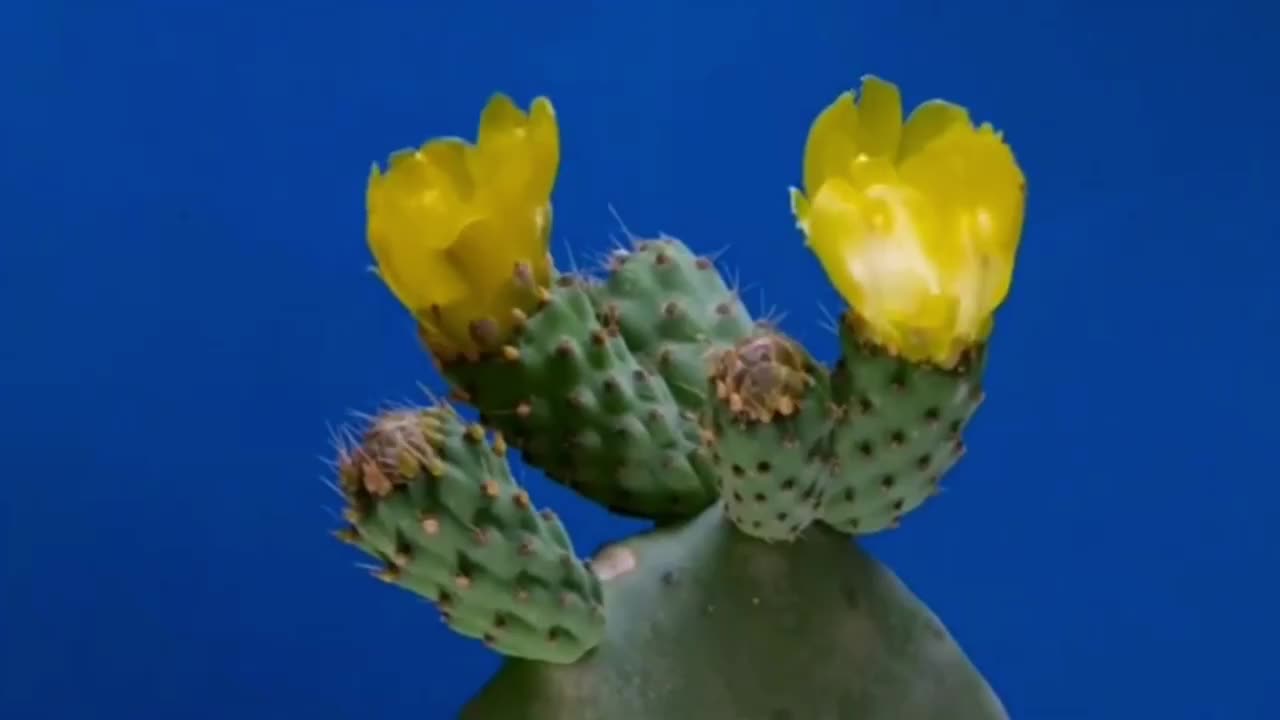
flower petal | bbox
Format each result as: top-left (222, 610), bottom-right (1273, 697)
top-left (802, 91), bottom-right (860, 196)
top-left (898, 98), bottom-right (972, 164)
top-left (854, 75), bottom-right (903, 159)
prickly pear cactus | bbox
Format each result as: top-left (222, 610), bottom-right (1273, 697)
top-left (334, 75), bottom-right (1026, 719)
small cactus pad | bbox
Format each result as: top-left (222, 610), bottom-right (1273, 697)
top-left (821, 314), bottom-right (986, 535)
top-left (704, 329), bottom-right (838, 542)
top-left (334, 405), bottom-right (606, 664)
top-left (442, 277), bottom-right (719, 520)
top-left (592, 236), bottom-right (755, 415)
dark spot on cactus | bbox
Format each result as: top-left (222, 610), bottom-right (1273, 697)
top-left (661, 569), bottom-right (678, 586)
top-left (711, 451), bottom-right (722, 465)
top-left (493, 613), bottom-right (508, 629)
top-left (751, 520), bottom-right (763, 530)
top-left (695, 256), bottom-right (713, 270)
top-left (858, 440), bottom-right (874, 457)
top-left (800, 484), bottom-right (816, 501)
top-left (753, 492), bottom-right (766, 503)
top-left (781, 477), bottom-right (797, 491)
top-left (662, 301), bottom-right (680, 319)
top-left (890, 430), bottom-right (906, 447)
top-left (714, 300), bottom-right (731, 315)
top-left (917, 453), bottom-right (932, 469)
top-left (948, 418), bottom-right (963, 436)
top-left (547, 627), bottom-right (562, 643)
top-left (843, 487), bottom-right (856, 503)
top-left (654, 250), bottom-right (670, 265)
top-left (889, 370), bottom-right (908, 392)
top-left (858, 395), bottom-right (875, 414)
top-left (841, 582), bottom-right (861, 610)
top-left (555, 275), bottom-right (576, 288)
top-left (892, 498), bottom-right (905, 512)
top-left (924, 406), bottom-right (941, 424)
top-left (554, 339), bottom-right (576, 359)
top-left (789, 522), bottom-right (804, 535)
top-left (776, 511), bottom-right (789, 522)
top-left (846, 517), bottom-right (861, 531)
top-left (732, 490), bottom-right (744, 504)
top-left (881, 474), bottom-right (896, 490)
top-left (756, 460), bottom-right (771, 473)
top-left (632, 368), bottom-right (648, 383)
top-left (731, 463), bottom-right (746, 477)
top-left (953, 440), bottom-right (966, 456)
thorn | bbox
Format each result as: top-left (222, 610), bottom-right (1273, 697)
top-left (501, 345), bottom-right (521, 362)
top-left (482, 479), bottom-right (501, 498)
top-left (492, 432), bottom-right (508, 455)
top-left (421, 515), bottom-right (441, 536)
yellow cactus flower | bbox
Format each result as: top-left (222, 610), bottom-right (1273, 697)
top-left (366, 93), bottom-right (560, 361)
top-left (790, 75), bottom-right (1026, 368)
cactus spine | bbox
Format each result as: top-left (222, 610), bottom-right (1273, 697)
top-left (337, 78), bottom-right (1026, 718)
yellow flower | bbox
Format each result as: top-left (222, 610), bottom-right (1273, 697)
top-left (790, 75), bottom-right (1026, 368)
top-left (366, 93), bottom-right (560, 360)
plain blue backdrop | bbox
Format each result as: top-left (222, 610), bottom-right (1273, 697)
top-left (3, 1), bottom-right (1276, 718)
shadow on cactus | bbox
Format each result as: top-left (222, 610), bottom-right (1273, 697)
top-left (333, 75), bottom-right (1026, 719)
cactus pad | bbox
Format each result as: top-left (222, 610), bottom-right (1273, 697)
top-left (821, 315), bottom-right (986, 534)
top-left (591, 236), bottom-right (755, 415)
top-left (461, 504), bottom-right (1008, 720)
top-left (441, 277), bottom-right (719, 520)
top-left (704, 330), bottom-right (838, 541)
top-left (334, 405), bottom-right (605, 664)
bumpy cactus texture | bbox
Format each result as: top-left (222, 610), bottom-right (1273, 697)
top-left (461, 505), bottom-right (1006, 720)
top-left (337, 78), bottom-right (1026, 719)
top-left (335, 406), bottom-right (604, 663)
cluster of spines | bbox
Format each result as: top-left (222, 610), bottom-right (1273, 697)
top-left (702, 330), bottom-right (839, 542)
top-left (333, 405), bottom-right (605, 664)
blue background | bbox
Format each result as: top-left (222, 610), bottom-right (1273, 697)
top-left (3, 1), bottom-right (1275, 718)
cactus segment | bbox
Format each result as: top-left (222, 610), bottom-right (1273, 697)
top-left (461, 503), bottom-right (1009, 720)
top-left (592, 237), bottom-right (755, 415)
top-left (334, 405), bottom-right (605, 664)
top-left (704, 329), bottom-right (838, 542)
top-left (821, 314), bottom-right (986, 534)
top-left (441, 276), bottom-right (719, 520)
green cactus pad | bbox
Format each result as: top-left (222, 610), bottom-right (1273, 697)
top-left (704, 330), bottom-right (838, 542)
top-left (821, 315), bottom-right (986, 535)
top-left (592, 236), bottom-right (755, 415)
top-left (441, 276), bottom-right (719, 520)
top-left (461, 504), bottom-right (1007, 720)
top-left (334, 405), bottom-right (605, 664)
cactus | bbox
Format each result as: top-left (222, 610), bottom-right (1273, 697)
top-left (334, 76), bottom-right (1026, 718)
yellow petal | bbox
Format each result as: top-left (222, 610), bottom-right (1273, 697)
top-left (524, 96), bottom-right (560, 202)
top-left (802, 91), bottom-right (860, 196)
top-left (470, 94), bottom-right (559, 210)
top-left (806, 178), bottom-right (952, 332)
top-left (789, 187), bottom-right (811, 231)
top-left (898, 124), bottom-right (1025, 324)
top-left (418, 138), bottom-right (475, 202)
top-left (898, 99), bottom-right (972, 164)
top-left (854, 75), bottom-right (902, 159)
